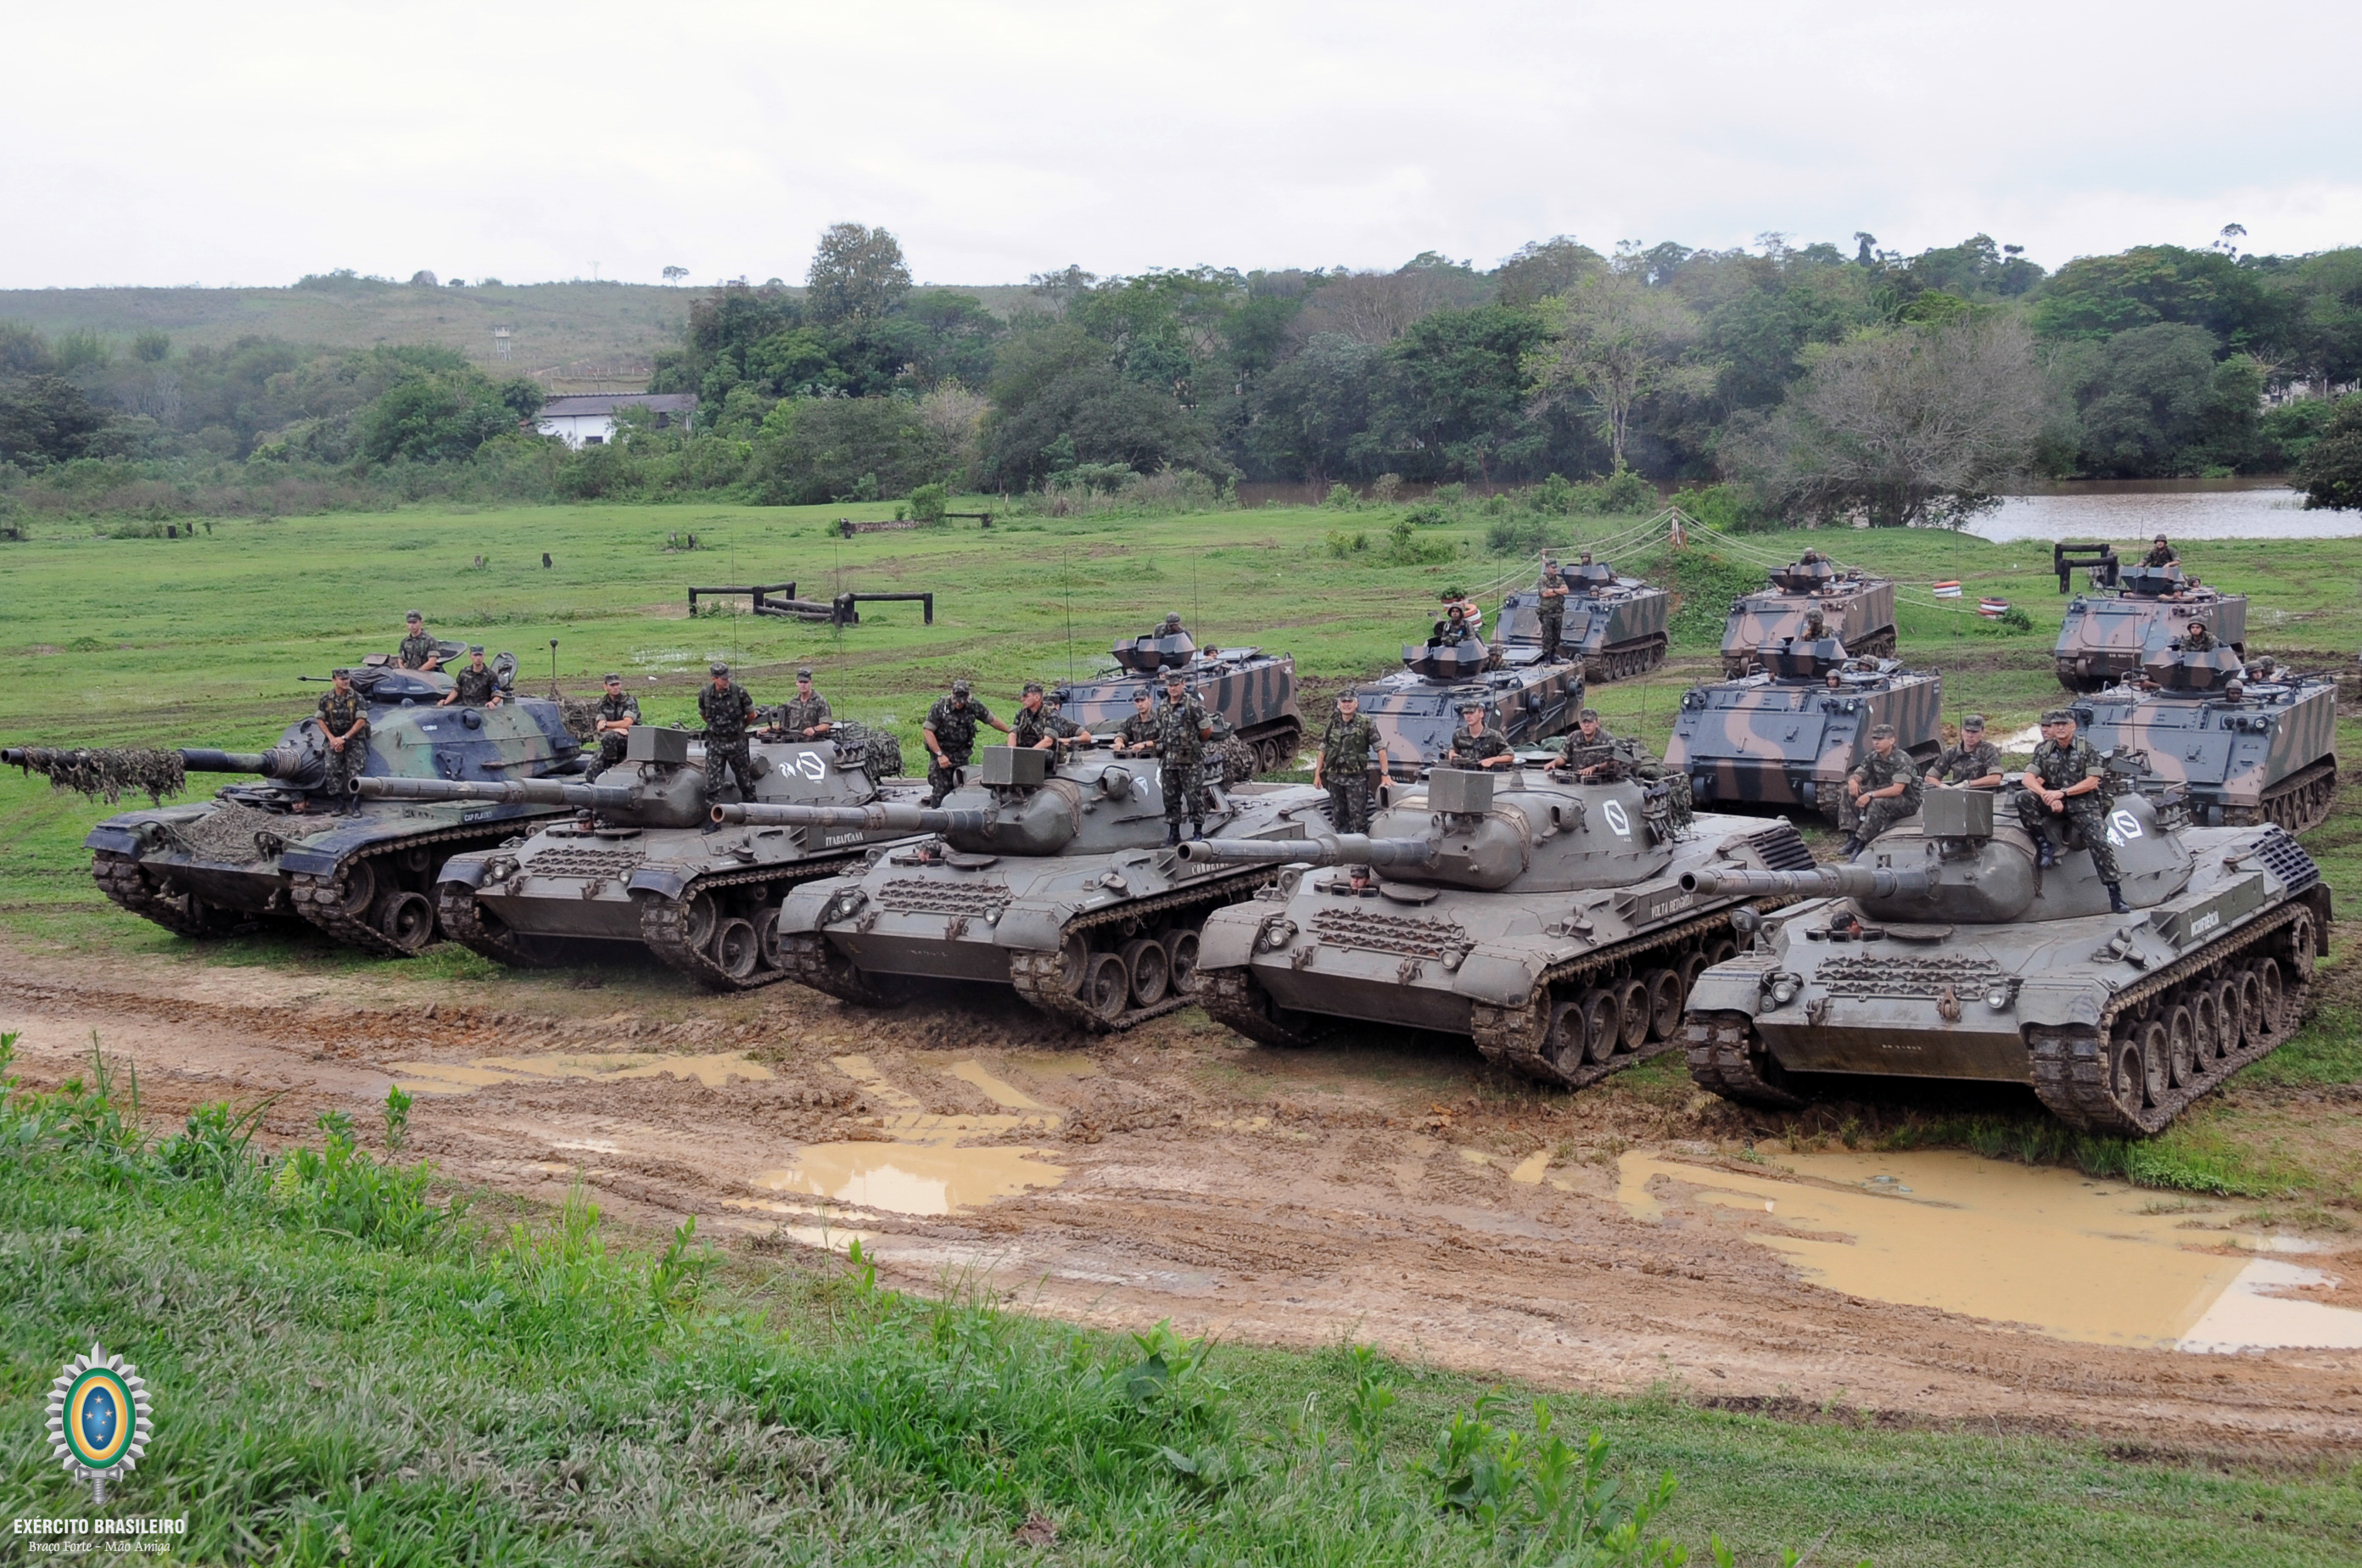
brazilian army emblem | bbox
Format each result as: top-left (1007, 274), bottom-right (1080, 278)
top-left (46, 1344), bottom-right (154, 1504)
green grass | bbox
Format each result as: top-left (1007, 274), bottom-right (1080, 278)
top-left (6, 1039), bottom-right (2359, 1566)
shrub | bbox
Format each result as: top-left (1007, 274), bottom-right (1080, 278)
top-left (1326, 529), bottom-right (1369, 557)
top-left (1323, 481), bottom-right (1358, 509)
top-left (908, 480), bottom-right (949, 524)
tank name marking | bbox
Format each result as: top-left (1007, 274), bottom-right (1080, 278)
top-left (1308, 906), bottom-right (1471, 960)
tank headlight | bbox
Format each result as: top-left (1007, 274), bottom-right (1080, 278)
top-left (1770, 977), bottom-right (1800, 1007)
top-left (1262, 919), bottom-right (1297, 950)
top-left (1985, 986), bottom-right (2011, 1009)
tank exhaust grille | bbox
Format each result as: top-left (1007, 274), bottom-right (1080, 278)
top-left (876, 878), bottom-right (1013, 916)
top-left (1817, 953), bottom-right (2003, 999)
top-left (1744, 821), bottom-right (1816, 873)
top-left (2250, 827), bottom-right (2320, 896)
top-left (1309, 907), bottom-right (1469, 959)
top-left (523, 846), bottom-right (646, 877)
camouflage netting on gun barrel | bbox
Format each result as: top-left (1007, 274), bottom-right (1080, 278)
top-left (831, 722), bottom-right (904, 782)
top-left (9, 747), bottom-right (187, 805)
top-left (170, 802), bottom-right (344, 865)
top-left (555, 698), bottom-right (602, 743)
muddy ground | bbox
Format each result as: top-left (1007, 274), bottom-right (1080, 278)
top-left (7, 932), bottom-right (2362, 1459)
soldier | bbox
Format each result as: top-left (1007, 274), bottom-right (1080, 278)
top-left (1150, 669), bottom-right (1214, 843)
top-left (1441, 588), bottom-right (1483, 636)
top-left (697, 662), bottom-right (758, 820)
top-left (2178, 618), bottom-right (2216, 653)
top-left (439, 647), bottom-right (503, 708)
top-left (586, 673), bottom-right (639, 781)
top-left (1313, 691), bottom-right (1385, 834)
top-left (1432, 602), bottom-right (1478, 648)
top-left (395, 611), bottom-right (443, 672)
top-left (1445, 703), bottom-right (1514, 770)
top-left (921, 679), bottom-right (1010, 807)
top-left (2144, 534), bottom-right (2179, 569)
top-left (777, 668), bottom-right (834, 739)
top-left (1011, 681), bottom-right (1093, 759)
top-left (1151, 611), bottom-right (1188, 641)
top-left (1536, 556), bottom-right (1569, 663)
top-left (2016, 708), bottom-right (2128, 912)
top-left (1801, 608), bottom-right (1830, 644)
top-left (1547, 708), bottom-right (1619, 779)
top-left (1114, 690), bottom-right (1161, 756)
top-left (1923, 714), bottom-right (2004, 790)
top-left (310, 668), bottom-right (370, 814)
top-left (1841, 723), bottom-right (1922, 856)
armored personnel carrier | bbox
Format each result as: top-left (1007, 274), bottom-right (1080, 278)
top-left (2074, 641), bottom-right (2337, 833)
top-left (752, 746), bottom-right (1329, 1031)
top-left (1179, 765), bottom-right (1814, 1086)
top-left (1681, 786), bottom-right (2329, 1134)
top-left (1354, 629), bottom-right (1585, 779)
top-left (1719, 556), bottom-right (1897, 676)
top-left (1493, 556), bottom-right (1672, 682)
top-left (2053, 559), bottom-right (2246, 692)
top-left (356, 723), bottom-right (919, 990)
top-left (1051, 625), bottom-right (1303, 776)
top-left (5, 660), bottom-right (584, 956)
top-left (1666, 636), bottom-right (1941, 824)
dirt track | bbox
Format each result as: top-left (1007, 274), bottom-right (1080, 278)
top-left (8, 935), bottom-right (2362, 1456)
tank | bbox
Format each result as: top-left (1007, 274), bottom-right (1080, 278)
top-left (764, 744), bottom-right (1332, 1030)
top-left (1492, 557), bottom-right (1672, 681)
top-left (1719, 557), bottom-right (1897, 676)
top-left (1180, 764), bottom-right (1815, 1086)
top-left (2072, 643), bottom-right (2337, 833)
top-left (1681, 787), bottom-right (2331, 1134)
top-left (377, 723), bottom-right (921, 990)
top-left (1051, 630), bottom-right (1303, 776)
top-left (4, 660), bottom-right (585, 956)
top-left (2052, 561), bottom-right (2247, 692)
top-left (1353, 626), bottom-right (1585, 779)
top-left (1665, 636), bottom-right (1942, 824)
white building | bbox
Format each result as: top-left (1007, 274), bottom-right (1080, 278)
top-left (535, 393), bottom-right (698, 448)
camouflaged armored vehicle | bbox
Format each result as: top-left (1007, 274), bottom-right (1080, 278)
top-left (1179, 764), bottom-right (1813, 1086)
top-left (1354, 626), bottom-right (1585, 779)
top-left (1719, 556), bottom-right (1897, 676)
top-left (2074, 641), bottom-right (2337, 833)
top-left (1051, 624), bottom-right (1303, 776)
top-left (353, 722), bottom-right (918, 990)
top-left (1682, 785), bottom-right (2329, 1134)
top-left (1492, 556), bottom-right (1672, 681)
top-left (5, 659), bottom-right (584, 956)
top-left (1666, 636), bottom-right (1940, 824)
top-left (2053, 560), bottom-right (2246, 692)
top-left (747, 746), bottom-right (1329, 1030)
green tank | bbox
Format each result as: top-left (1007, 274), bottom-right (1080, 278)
top-left (4, 659), bottom-right (585, 956)
top-left (1353, 625), bottom-right (1586, 780)
top-left (1179, 765), bottom-right (1813, 1086)
top-left (1682, 787), bottom-right (2330, 1134)
top-left (1493, 556), bottom-right (1672, 681)
top-left (2053, 559), bottom-right (2247, 693)
top-left (761, 746), bottom-right (1331, 1030)
top-left (2074, 643), bottom-right (2337, 833)
top-left (1719, 556), bottom-right (1897, 676)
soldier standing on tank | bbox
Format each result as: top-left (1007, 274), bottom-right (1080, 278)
top-left (1012, 681), bottom-right (1092, 761)
top-left (1841, 724), bottom-right (1922, 856)
top-left (587, 673), bottom-right (639, 781)
top-left (1923, 714), bottom-right (2004, 790)
top-left (439, 647), bottom-right (503, 708)
top-left (1536, 556), bottom-right (1569, 663)
top-left (2145, 534), bottom-right (2179, 569)
top-left (778, 668), bottom-right (834, 739)
top-left (1314, 692), bottom-right (1385, 833)
top-left (395, 612), bottom-right (443, 672)
top-left (922, 679), bottom-right (1010, 807)
top-left (2179, 618), bottom-right (2216, 653)
top-left (1445, 703), bottom-right (1514, 770)
top-left (310, 669), bottom-right (370, 814)
top-left (2017, 709), bottom-right (2129, 912)
top-left (1150, 669), bottom-right (1212, 843)
top-left (697, 662), bottom-right (758, 822)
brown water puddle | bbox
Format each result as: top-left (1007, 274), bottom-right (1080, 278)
top-left (387, 1050), bottom-right (774, 1095)
top-left (1619, 1149), bottom-right (2362, 1353)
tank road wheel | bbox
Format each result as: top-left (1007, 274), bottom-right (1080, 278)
top-left (712, 918), bottom-right (760, 982)
top-left (2253, 960), bottom-right (2287, 1042)
top-left (1543, 998), bottom-right (1591, 1078)
top-left (1575, 987), bottom-right (1620, 1065)
top-left (1083, 951), bottom-right (1131, 1022)
top-left (1613, 977), bottom-right (1652, 1054)
top-left (2164, 1003), bottom-right (2199, 1089)
top-left (2231, 969), bottom-right (2264, 1051)
top-left (1122, 938), bottom-right (1170, 1008)
top-left (1702, 937), bottom-right (1738, 969)
top-left (2282, 907), bottom-right (2319, 984)
top-left (753, 907), bottom-right (783, 972)
top-left (2190, 988), bottom-right (2223, 1069)
top-left (2107, 1029), bottom-right (2157, 1123)
top-left (1678, 949), bottom-right (1710, 993)
top-left (372, 890), bottom-right (437, 955)
top-left (2205, 979), bottom-right (2237, 1061)
top-left (1059, 932), bottom-right (1093, 992)
top-left (680, 893), bottom-right (719, 954)
top-left (1645, 968), bottom-right (1685, 1042)
top-left (1163, 929), bottom-right (1201, 996)
top-left (333, 860), bottom-right (377, 919)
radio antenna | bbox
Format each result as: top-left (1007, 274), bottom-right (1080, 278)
top-left (1065, 547), bottom-right (1075, 686)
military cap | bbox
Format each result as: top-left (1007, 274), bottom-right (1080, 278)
top-left (1960, 714), bottom-right (1984, 731)
top-left (1335, 690), bottom-right (1359, 703)
top-left (1162, 669), bottom-right (1186, 684)
top-left (709, 662), bottom-right (730, 676)
top-left (1163, 613), bottom-right (1183, 625)
top-left (1023, 680), bottom-right (1045, 696)
top-left (950, 679), bottom-right (971, 696)
top-left (468, 644), bottom-right (485, 655)
top-left (1132, 690), bottom-right (1152, 702)
top-left (602, 672), bottom-right (622, 683)
top-left (2040, 708), bottom-right (2075, 725)
top-left (796, 666), bottom-right (814, 679)
top-left (1869, 723), bottom-right (1896, 740)
top-left (1456, 700), bottom-right (1487, 715)
top-left (405, 610), bottom-right (423, 623)
top-left (1577, 708), bottom-right (1599, 722)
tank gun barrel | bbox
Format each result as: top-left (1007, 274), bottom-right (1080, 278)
top-left (1174, 833), bottom-right (1437, 869)
top-left (1681, 864), bottom-right (1936, 900)
top-left (353, 775), bottom-right (628, 810)
top-left (709, 800), bottom-right (992, 835)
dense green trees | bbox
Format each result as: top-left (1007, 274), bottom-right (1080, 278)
top-left (2296, 396), bottom-right (2362, 510)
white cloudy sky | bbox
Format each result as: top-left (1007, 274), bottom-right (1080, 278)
top-left (7, 0), bottom-right (2357, 290)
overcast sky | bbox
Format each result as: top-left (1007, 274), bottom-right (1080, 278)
top-left (8, 0), bottom-right (2358, 291)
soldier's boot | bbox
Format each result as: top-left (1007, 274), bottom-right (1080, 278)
top-left (1189, 818), bottom-right (1204, 842)
top-left (1839, 837), bottom-right (1862, 859)
top-left (1165, 822), bottom-right (1181, 847)
top-left (2107, 882), bottom-right (2131, 915)
top-left (2033, 834), bottom-right (2058, 870)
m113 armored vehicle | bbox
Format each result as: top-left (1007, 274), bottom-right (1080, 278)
top-left (355, 724), bottom-right (920, 990)
top-left (1051, 623), bottom-right (1304, 776)
top-left (2074, 642), bottom-right (2337, 832)
top-left (1681, 786), bottom-right (2329, 1134)
top-left (1666, 635), bottom-right (1941, 824)
top-left (1179, 765), bottom-right (1814, 1086)
top-left (5, 661), bottom-right (584, 956)
top-left (1493, 556), bottom-right (1672, 681)
top-left (1354, 626), bottom-right (1585, 779)
top-left (752, 746), bottom-right (1330, 1030)
top-left (1719, 556), bottom-right (1897, 676)
top-left (2052, 557), bottom-right (2246, 692)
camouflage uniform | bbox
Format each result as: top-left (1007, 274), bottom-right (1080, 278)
top-left (923, 695), bottom-right (993, 806)
top-left (451, 664), bottom-right (500, 705)
top-left (1446, 724), bottom-right (1511, 769)
top-left (2015, 736), bottom-right (2119, 882)
top-left (1318, 711), bottom-right (1381, 833)
top-left (2179, 624), bottom-right (2216, 652)
top-left (1010, 703), bottom-right (1080, 761)
top-left (314, 687), bottom-right (371, 804)
top-left (1154, 692), bottom-right (1212, 834)
top-left (777, 692), bottom-right (833, 735)
top-left (1434, 616), bottom-right (1476, 649)
top-left (589, 690), bottom-right (641, 779)
top-left (1848, 748), bottom-right (1923, 847)
top-left (1553, 728), bottom-right (1620, 776)
top-left (396, 632), bottom-right (441, 670)
top-left (2144, 543), bottom-right (2177, 568)
top-left (1928, 737), bottom-right (2001, 786)
top-left (698, 679), bottom-right (758, 805)
top-left (1117, 711), bottom-right (1161, 752)
top-left (1536, 570), bottom-right (1567, 663)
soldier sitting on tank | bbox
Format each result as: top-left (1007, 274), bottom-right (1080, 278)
top-left (1153, 669), bottom-right (1213, 844)
top-left (1840, 724), bottom-right (1922, 857)
top-left (2016, 709), bottom-right (2129, 912)
top-left (308, 669), bottom-right (370, 815)
top-left (921, 679), bottom-right (1010, 808)
top-left (439, 647), bottom-right (503, 708)
top-left (1923, 714), bottom-right (2004, 791)
top-left (1012, 681), bottom-right (1093, 762)
top-left (1444, 703), bottom-right (1514, 770)
top-left (1548, 708), bottom-right (1620, 780)
top-left (1113, 690), bottom-right (1161, 757)
top-left (587, 673), bottom-right (639, 781)
top-left (395, 611), bottom-right (444, 672)
top-left (1314, 691), bottom-right (1385, 834)
top-left (2144, 534), bottom-right (2179, 569)
top-left (2178, 618), bottom-right (2216, 653)
top-left (776, 667), bottom-right (834, 740)
top-left (1536, 555), bottom-right (1569, 662)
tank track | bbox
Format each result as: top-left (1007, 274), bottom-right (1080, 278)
top-left (1202, 966), bottom-right (1333, 1049)
top-left (2225, 758), bottom-right (2337, 835)
top-left (640, 856), bottom-right (866, 993)
top-left (434, 881), bottom-right (545, 968)
top-left (1469, 907), bottom-right (1748, 1089)
top-left (2027, 898), bottom-right (2322, 1134)
top-left (1005, 869), bottom-right (1273, 1033)
top-left (779, 930), bottom-right (894, 1005)
top-left (90, 849), bottom-right (250, 938)
top-left (1581, 636), bottom-right (1669, 685)
top-left (1684, 1007), bottom-right (1805, 1110)
top-left (288, 822), bottom-right (527, 959)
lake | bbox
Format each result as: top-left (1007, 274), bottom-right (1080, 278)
top-left (1971, 478), bottom-right (2360, 542)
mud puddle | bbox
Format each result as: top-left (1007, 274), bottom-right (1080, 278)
top-left (1620, 1149), bottom-right (2362, 1352)
top-left (387, 1050), bottom-right (775, 1095)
